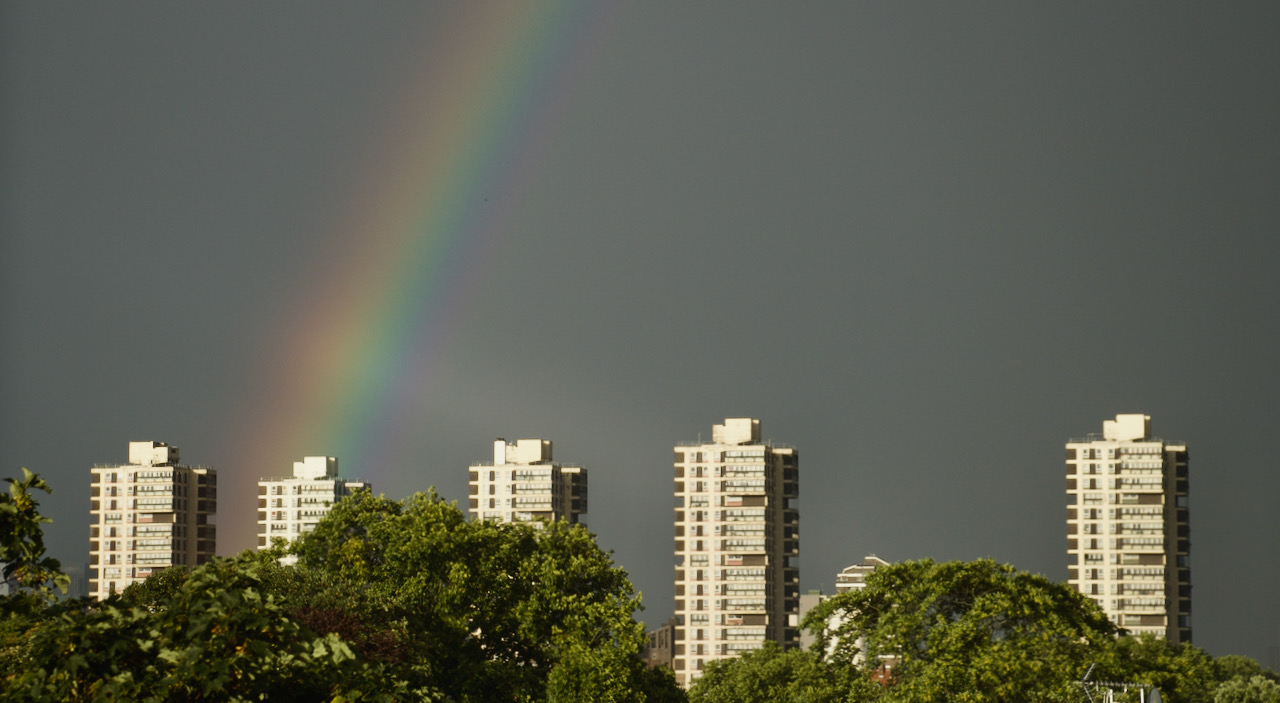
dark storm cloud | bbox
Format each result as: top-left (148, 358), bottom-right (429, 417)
top-left (3, 3), bottom-right (1278, 665)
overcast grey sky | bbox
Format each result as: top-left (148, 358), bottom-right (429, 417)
top-left (3, 3), bottom-right (1278, 665)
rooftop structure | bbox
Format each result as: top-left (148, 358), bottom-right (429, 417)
top-left (468, 439), bottom-right (587, 524)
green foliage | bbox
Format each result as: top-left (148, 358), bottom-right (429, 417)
top-left (119, 565), bottom-right (190, 609)
top-left (0, 604), bottom-right (43, 682)
top-left (0, 469), bottom-right (73, 685)
top-left (1092, 635), bottom-right (1220, 703)
top-left (806, 559), bottom-right (1117, 703)
top-left (1215, 675), bottom-right (1280, 703)
top-left (1217, 655), bottom-right (1280, 685)
top-left (25, 470), bottom-right (1274, 703)
top-left (0, 468), bottom-right (68, 597)
top-left (1, 476), bottom-right (683, 701)
top-left (688, 640), bottom-right (874, 703)
top-left (9, 553), bottom-right (408, 702)
top-left (631, 664), bottom-right (687, 703)
top-left (293, 489), bottom-right (675, 702)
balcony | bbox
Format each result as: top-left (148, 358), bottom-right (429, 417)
top-left (721, 480), bottom-right (766, 494)
top-left (723, 599), bottom-right (766, 612)
top-left (721, 539), bottom-right (766, 553)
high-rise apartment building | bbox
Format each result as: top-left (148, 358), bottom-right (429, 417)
top-left (257, 456), bottom-right (369, 553)
top-left (1066, 414), bottom-right (1192, 643)
top-left (468, 439), bottom-right (587, 524)
top-left (672, 418), bottom-right (799, 688)
top-left (89, 441), bottom-right (216, 600)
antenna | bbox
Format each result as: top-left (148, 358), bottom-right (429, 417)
top-left (1077, 664), bottom-right (1158, 703)
top-left (1079, 663), bottom-right (1097, 703)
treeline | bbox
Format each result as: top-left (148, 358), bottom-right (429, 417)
top-left (690, 559), bottom-right (1280, 703)
top-left (1, 473), bottom-right (681, 702)
top-left (1, 471), bottom-right (1276, 702)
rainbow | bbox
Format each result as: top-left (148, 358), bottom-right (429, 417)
top-left (232, 2), bottom-right (612, 548)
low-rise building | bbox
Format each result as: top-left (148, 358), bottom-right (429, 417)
top-left (643, 616), bottom-right (680, 670)
top-left (803, 555), bottom-right (891, 663)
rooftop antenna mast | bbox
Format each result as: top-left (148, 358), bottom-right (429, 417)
top-left (1078, 664), bottom-right (1160, 703)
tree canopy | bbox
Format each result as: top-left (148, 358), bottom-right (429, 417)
top-left (1214, 675), bottom-right (1280, 703)
top-left (290, 489), bottom-right (670, 702)
top-left (0, 468), bottom-right (68, 597)
top-left (1, 478), bottom-right (683, 702)
top-left (805, 558), bottom-right (1117, 703)
top-left (3, 472), bottom-right (1277, 703)
top-left (687, 640), bottom-right (874, 703)
top-left (11, 554), bottom-right (392, 702)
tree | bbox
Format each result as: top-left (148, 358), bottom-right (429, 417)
top-left (0, 469), bottom-right (68, 597)
top-left (1217, 655), bottom-right (1280, 685)
top-left (3, 476), bottom-right (682, 701)
top-left (0, 469), bottom-right (73, 685)
top-left (687, 640), bottom-right (876, 703)
top-left (292, 489), bottom-right (681, 702)
top-left (118, 565), bottom-right (190, 609)
top-left (8, 553), bottom-right (410, 702)
top-left (1091, 634), bottom-right (1219, 703)
top-left (1215, 676), bottom-right (1280, 703)
top-left (807, 559), bottom-right (1117, 703)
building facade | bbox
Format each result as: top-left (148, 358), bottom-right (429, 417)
top-left (835, 555), bottom-right (890, 595)
top-left (799, 555), bottom-right (890, 652)
top-left (89, 441), bottom-right (216, 599)
top-left (467, 439), bottom-right (587, 524)
top-left (642, 616), bottom-right (680, 670)
top-left (796, 590), bottom-right (828, 651)
top-left (1066, 414), bottom-right (1192, 643)
top-left (672, 418), bottom-right (799, 688)
top-left (257, 456), bottom-right (369, 553)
